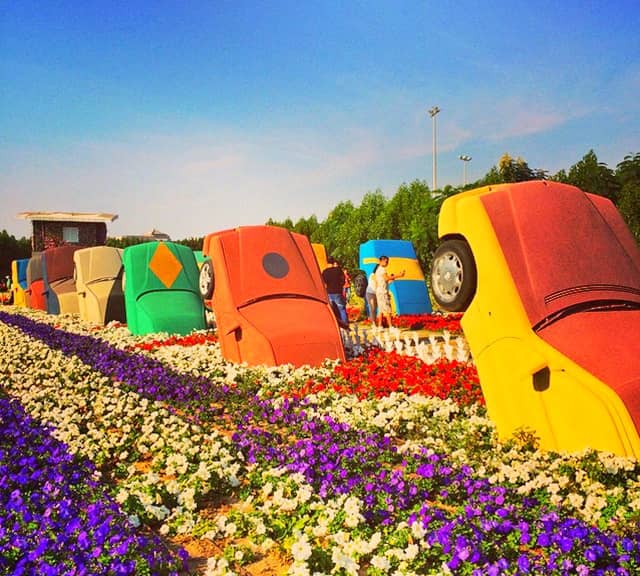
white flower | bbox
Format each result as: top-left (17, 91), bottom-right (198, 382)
top-left (371, 555), bottom-right (391, 571)
top-left (404, 543), bottom-right (419, 560)
top-left (291, 535), bottom-right (312, 562)
top-left (331, 548), bottom-right (359, 576)
top-left (115, 489), bottom-right (129, 504)
top-left (288, 563), bottom-right (310, 576)
top-left (224, 522), bottom-right (237, 537)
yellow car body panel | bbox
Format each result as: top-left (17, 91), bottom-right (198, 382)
top-left (11, 259), bottom-right (28, 307)
top-left (438, 182), bottom-right (640, 458)
top-left (311, 242), bottom-right (329, 273)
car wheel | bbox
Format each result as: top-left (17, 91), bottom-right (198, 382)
top-left (353, 271), bottom-right (367, 298)
top-left (204, 309), bottom-right (216, 329)
top-left (199, 259), bottom-right (214, 299)
top-left (431, 239), bottom-right (477, 312)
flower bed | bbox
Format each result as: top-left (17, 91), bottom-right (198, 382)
top-left (0, 391), bottom-right (187, 575)
top-left (354, 313), bottom-right (463, 333)
top-left (288, 348), bottom-right (483, 405)
top-left (2, 308), bottom-right (640, 575)
top-left (391, 313), bottom-right (463, 332)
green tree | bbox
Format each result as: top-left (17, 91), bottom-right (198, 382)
top-left (381, 180), bottom-right (442, 269)
top-left (552, 168), bottom-right (569, 183)
top-left (106, 237), bottom-right (150, 249)
top-left (265, 217), bottom-right (295, 231)
top-left (616, 152), bottom-right (640, 241)
top-left (293, 215), bottom-right (319, 239)
top-left (565, 150), bottom-right (619, 202)
top-left (314, 201), bottom-right (357, 268)
top-left (477, 154), bottom-right (545, 186)
top-left (0, 231), bottom-right (31, 279)
top-left (384, 181), bottom-right (428, 239)
top-left (478, 165), bottom-right (504, 185)
top-left (356, 190), bottom-right (389, 239)
top-left (498, 153), bottom-right (535, 182)
top-left (332, 191), bottom-right (392, 271)
top-left (175, 237), bottom-right (205, 251)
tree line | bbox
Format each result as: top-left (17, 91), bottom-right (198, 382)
top-left (2, 149), bottom-right (638, 280)
top-left (0, 231), bottom-right (31, 282)
top-left (268, 149), bottom-right (640, 274)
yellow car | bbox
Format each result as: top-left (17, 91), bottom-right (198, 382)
top-left (431, 180), bottom-right (640, 457)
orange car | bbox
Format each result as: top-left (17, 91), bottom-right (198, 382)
top-left (200, 225), bottom-right (345, 367)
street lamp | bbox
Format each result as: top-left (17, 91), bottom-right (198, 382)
top-left (459, 154), bottom-right (472, 186)
top-left (428, 106), bottom-right (441, 192)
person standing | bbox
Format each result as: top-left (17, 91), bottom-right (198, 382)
top-left (365, 265), bottom-right (378, 324)
top-left (342, 268), bottom-right (352, 302)
top-left (322, 256), bottom-right (349, 328)
top-left (374, 255), bottom-right (405, 328)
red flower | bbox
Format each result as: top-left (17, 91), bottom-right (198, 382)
top-left (288, 347), bottom-right (483, 406)
top-left (128, 332), bottom-right (218, 352)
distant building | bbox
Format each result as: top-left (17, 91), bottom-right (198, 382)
top-left (16, 211), bottom-right (118, 253)
top-left (113, 228), bottom-right (172, 242)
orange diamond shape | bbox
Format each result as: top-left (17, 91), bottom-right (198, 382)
top-left (149, 243), bottom-right (183, 288)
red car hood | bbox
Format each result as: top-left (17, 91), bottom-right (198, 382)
top-left (538, 308), bottom-right (640, 431)
top-left (481, 181), bottom-right (640, 328)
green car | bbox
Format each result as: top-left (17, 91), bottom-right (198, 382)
top-left (122, 241), bottom-right (206, 335)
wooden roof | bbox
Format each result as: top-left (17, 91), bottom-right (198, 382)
top-left (16, 211), bottom-right (118, 223)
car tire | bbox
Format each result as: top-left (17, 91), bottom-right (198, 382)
top-left (353, 271), bottom-right (367, 298)
top-left (431, 239), bottom-right (477, 312)
top-left (199, 259), bottom-right (214, 300)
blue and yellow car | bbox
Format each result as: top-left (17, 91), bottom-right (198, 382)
top-left (431, 180), bottom-right (640, 457)
top-left (11, 258), bottom-right (29, 307)
top-left (358, 239), bottom-right (432, 315)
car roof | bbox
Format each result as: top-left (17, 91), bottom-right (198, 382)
top-left (480, 181), bottom-right (640, 327)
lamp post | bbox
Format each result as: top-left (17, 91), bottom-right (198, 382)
top-left (459, 154), bottom-right (472, 186)
top-left (428, 106), bottom-right (441, 192)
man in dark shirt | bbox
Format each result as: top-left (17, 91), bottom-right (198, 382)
top-left (322, 256), bottom-right (349, 328)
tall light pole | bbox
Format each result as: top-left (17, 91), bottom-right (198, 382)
top-left (459, 154), bottom-right (472, 186)
top-left (428, 106), bottom-right (440, 192)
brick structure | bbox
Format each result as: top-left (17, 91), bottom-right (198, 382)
top-left (16, 212), bottom-right (118, 253)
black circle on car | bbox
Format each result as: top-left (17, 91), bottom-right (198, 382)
top-left (262, 252), bottom-right (289, 279)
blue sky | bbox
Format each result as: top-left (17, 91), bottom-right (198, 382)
top-left (1, 1), bottom-right (639, 240)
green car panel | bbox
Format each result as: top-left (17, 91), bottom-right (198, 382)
top-left (122, 241), bottom-right (206, 335)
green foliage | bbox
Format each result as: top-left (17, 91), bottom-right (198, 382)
top-left (0, 230), bottom-right (31, 279)
top-left (293, 215), bottom-right (320, 239)
top-left (301, 182), bottom-right (449, 272)
top-left (614, 153), bottom-right (640, 241)
top-left (5, 149), bottom-right (638, 288)
top-left (267, 149), bottom-right (639, 275)
top-left (106, 236), bottom-right (205, 251)
top-left (565, 149), bottom-right (620, 202)
top-left (313, 200), bottom-right (358, 268)
top-left (499, 153), bottom-right (535, 183)
top-left (175, 236), bottom-right (205, 251)
top-left (105, 237), bottom-right (150, 249)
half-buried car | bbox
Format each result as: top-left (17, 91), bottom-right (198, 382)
top-left (431, 180), bottom-right (640, 458)
top-left (199, 225), bottom-right (345, 367)
top-left (123, 241), bottom-right (206, 335)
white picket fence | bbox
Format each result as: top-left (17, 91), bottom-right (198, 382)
top-left (340, 324), bottom-right (472, 364)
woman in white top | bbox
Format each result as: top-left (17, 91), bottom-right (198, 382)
top-left (374, 255), bottom-right (405, 327)
top-left (365, 265), bottom-right (378, 324)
